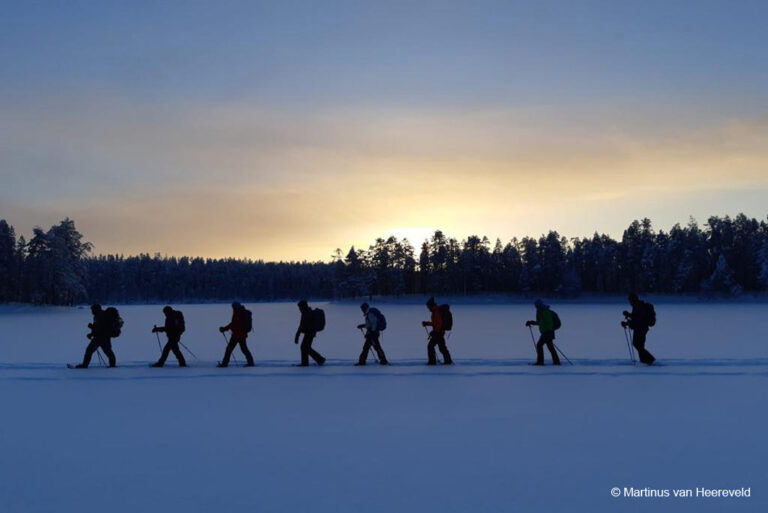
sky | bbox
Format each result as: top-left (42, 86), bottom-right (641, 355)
top-left (1, 0), bottom-right (766, 261)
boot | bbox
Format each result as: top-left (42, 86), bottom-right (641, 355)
top-left (150, 361), bottom-right (163, 368)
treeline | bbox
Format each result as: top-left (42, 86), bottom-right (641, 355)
top-left (1, 214), bottom-right (767, 305)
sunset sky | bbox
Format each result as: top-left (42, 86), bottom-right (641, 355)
top-left (1, 1), bottom-right (766, 261)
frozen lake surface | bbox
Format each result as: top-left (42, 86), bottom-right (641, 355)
top-left (0, 301), bottom-right (765, 512)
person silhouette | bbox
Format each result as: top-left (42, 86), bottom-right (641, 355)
top-left (355, 302), bottom-right (389, 366)
top-left (74, 304), bottom-right (117, 368)
top-left (218, 302), bottom-right (255, 367)
top-left (526, 299), bottom-right (561, 366)
top-left (422, 297), bottom-right (453, 365)
top-left (294, 300), bottom-right (326, 366)
top-left (150, 306), bottom-right (187, 367)
top-left (622, 293), bottom-right (656, 365)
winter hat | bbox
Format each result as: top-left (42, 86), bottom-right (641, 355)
top-left (232, 301), bottom-right (242, 309)
top-left (628, 293), bottom-right (639, 302)
top-left (297, 299), bottom-right (308, 309)
top-left (534, 298), bottom-right (547, 309)
top-left (360, 302), bottom-right (370, 312)
top-left (163, 305), bottom-right (173, 314)
top-left (426, 297), bottom-right (436, 307)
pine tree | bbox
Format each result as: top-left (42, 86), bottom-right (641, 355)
top-left (758, 240), bottom-right (768, 291)
top-left (0, 220), bottom-right (18, 301)
top-left (701, 254), bottom-right (742, 296)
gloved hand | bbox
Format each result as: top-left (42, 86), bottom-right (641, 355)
top-left (151, 326), bottom-right (158, 333)
top-left (421, 321), bottom-right (428, 327)
top-left (621, 321), bottom-right (628, 328)
top-left (525, 321), bottom-right (532, 327)
top-left (294, 337), bottom-right (299, 345)
top-left (219, 327), bottom-right (226, 333)
top-left (86, 333), bottom-right (93, 340)
top-left (622, 310), bottom-right (630, 317)
top-left (356, 324), bottom-right (365, 330)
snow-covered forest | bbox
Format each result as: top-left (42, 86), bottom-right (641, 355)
top-left (1, 214), bottom-right (767, 305)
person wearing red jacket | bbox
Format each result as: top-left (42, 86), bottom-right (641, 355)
top-left (217, 302), bottom-right (255, 367)
top-left (422, 297), bottom-right (453, 365)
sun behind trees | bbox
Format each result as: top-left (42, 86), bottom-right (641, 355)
top-left (0, 215), bottom-right (767, 305)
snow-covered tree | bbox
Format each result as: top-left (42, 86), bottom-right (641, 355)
top-left (701, 254), bottom-right (742, 296)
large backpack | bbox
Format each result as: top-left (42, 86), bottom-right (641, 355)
top-left (244, 308), bottom-right (253, 333)
top-left (104, 307), bottom-right (123, 338)
top-left (440, 304), bottom-right (453, 331)
top-left (174, 310), bottom-right (186, 334)
top-left (311, 308), bottom-right (326, 332)
top-left (370, 307), bottom-right (387, 331)
top-left (645, 302), bottom-right (656, 327)
top-left (551, 310), bottom-right (562, 330)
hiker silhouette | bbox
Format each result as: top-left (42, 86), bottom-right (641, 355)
top-left (355, 302), bottom-right (389, 366)
top-left (150, 306), bottom-right (187, 367)
top-left (218, 302), bottom-right (255, 367)
top-left (422, 297), bottom-right (453, 365)
top-left (74, 304), bottom-right (117, 368)
top-left (622, 293), bottom-right (656, 365)
top-left (526, 299), bottom-right (561, 366)
top-left (294, 300), bottom-right (326, 366)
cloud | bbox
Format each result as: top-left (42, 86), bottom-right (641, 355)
top-left (2, 94), bottom-right (767, 259)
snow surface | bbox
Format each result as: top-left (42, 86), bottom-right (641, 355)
top-left (0, 301), bottom-right (766, 512)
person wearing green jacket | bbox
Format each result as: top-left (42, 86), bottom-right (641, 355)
top-left (525, 299), bottom-right (561, 366)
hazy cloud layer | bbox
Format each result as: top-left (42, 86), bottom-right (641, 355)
top-left (1, 1), bottom-right (766, 259)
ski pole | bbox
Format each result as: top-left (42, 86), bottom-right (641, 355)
top-left (527, 325), bottom-right (537, 351)
top-left (179, 341), bottom-right (199, 360)
top-left (623, 327), bottom-right (636, 365)
top-left (359, 327), bottom-right (378, 363)
top-left (424, 325), bottom-right (442, 364)
top-left (154, 326), bottom-right (163, 354)
top-left (221, 331), bottom-right (238, 363)
top-left (553, 343), bottom-right (574, 365)
top-left (96, 348), bottom-right (106, 367)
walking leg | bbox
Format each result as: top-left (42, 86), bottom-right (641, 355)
top-left (238, 339), bottom-right (255, 366)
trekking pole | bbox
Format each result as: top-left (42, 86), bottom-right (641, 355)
top-left (179, 341), bottom-right (199, 360)
top-left (424, 325), bottom-right (442, 364)
top-left (154, 326), bottom-right (163, 354)
top-left (360, 327), bottom-right (378, 363)
top-left (527, 325), bottom-right (537, 351)
top-left (553, 343), bottom-right (574, 365)
top-left (95, 348), bottom-right (106, 367)
top-left (623, 327), bottom-right (636, 365)
top-left (221, 332), bottom-right (238, 363)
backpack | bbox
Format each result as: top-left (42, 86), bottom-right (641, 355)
top-left (174, 310), bottom-right (186, 334)
top-left (370, 307), bottom-right (387, 331)
top-left (646, 302), bottom-right (656, 327)
top-left (551, 310), bottom-right (562, 330)
top-left (104, 307), bottom-right (123, 338)
top-left (311, 308), bottom-right (326, 332)
top-left (440, 304), bottom-right (453, 331)
top-left (244, 308), bottom-right (253, 333)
